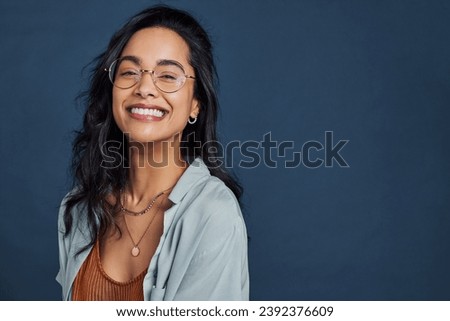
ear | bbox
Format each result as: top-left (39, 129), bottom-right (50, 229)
top-left (190, 98), bottom-right (200, 118)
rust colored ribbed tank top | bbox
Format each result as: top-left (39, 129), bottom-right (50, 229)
top-left (72, 238), bottom-right (147, 300)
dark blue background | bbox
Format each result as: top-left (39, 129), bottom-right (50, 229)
top-left (1, 0), bottom-right (449, 300)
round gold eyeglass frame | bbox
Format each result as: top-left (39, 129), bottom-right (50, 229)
top-left (104, 58), bottom-right (196, 93)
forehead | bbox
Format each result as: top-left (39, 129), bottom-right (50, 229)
top-left (121, 27), bottom-right (191, 68)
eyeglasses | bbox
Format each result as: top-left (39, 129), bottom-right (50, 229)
top-left (106, 58), bottom-right (196, 93)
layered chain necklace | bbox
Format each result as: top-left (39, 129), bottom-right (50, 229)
top-left (120, 186), bottom-right (173, 257)
top-left (120, 189), bottom-right (166, 216)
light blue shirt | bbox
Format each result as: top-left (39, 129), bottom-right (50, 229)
top-left (56, 158), bottom-right (249, 300)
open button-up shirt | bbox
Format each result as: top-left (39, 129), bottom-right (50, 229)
top-left (56, 158), bottom-right (249, 300)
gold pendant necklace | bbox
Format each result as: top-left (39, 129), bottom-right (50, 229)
top-left (123, 210), bottom-right (159, 257)
top-left (120, 186), bottom-right (173, 256)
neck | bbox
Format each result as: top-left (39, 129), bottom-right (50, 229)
top-left (125, 137), bottom-right (187, 205)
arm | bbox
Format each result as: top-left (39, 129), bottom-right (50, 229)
top-left (169, 196), bottom-right (249, 300)
top-left (56, 196), bottom-right (68, 296)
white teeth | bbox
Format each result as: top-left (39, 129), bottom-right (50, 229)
top-left (130, 107), bottom-right (164, 118)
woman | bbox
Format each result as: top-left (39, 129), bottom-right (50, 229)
top-left (56, 5), bottom-right (249, 301)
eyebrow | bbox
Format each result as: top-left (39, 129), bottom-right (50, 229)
top-left (119, 55), bottom-right (186, 72)
top-left (156, 59), bottom-right (186, 72)
top-left (119, 55), bottom-right (141, 65)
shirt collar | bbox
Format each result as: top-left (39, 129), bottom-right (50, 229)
top-left (168, 157), bottom-right (210, 204)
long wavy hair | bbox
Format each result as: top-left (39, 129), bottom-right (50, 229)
top-left (63, 5), bottom-right (242, 250)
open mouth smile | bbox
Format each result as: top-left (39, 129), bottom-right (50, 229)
top-left (126, 104), bottom-right (168, 121)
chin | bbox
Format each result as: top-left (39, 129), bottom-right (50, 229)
top-left (127, 131), bottom-right (180, 145)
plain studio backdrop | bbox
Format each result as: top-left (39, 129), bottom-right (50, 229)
top-left (0, 0), bottom-right (449, 300)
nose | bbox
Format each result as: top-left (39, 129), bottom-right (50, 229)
top-left (134, 70), bottom-right (158, 97)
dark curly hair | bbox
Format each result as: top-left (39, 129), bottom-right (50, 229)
top-left (63, 5), bottom-right (242, 252)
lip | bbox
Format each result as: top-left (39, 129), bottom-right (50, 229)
top-left (126, 103), bottom-right (169, 122)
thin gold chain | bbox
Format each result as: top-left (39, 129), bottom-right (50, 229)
top-left (123, 203), bottom-right (160, 249)
top-left (120, 185), bottom-right (173, 216)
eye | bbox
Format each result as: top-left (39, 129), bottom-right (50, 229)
top-left (156, 71), bottom-right (179, 82)
top-left (119, 69), bottom-right (140, 78)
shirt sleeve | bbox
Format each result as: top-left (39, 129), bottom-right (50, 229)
top-left (56, 193), bottom-right (73, 300)
top-left (170, 195), bottom-right (249, 300)
top-left (56, 197), bottom-right (67, 288)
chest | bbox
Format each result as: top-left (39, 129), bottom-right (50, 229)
top-left (99, 211), bottom-right (165, 282)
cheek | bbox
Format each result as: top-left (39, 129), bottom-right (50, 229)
top-left (168, 92), bottom-right (196, 117)
top-left (112, 89), bottom-right (127, 127)
top-left (112, 88), bottom-right (123, 109)
top-left (181, 87), bottom-right (198, 114)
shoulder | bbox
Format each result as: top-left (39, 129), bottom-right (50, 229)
top-left (167, 157), bottom-right (244, 235)
top-left (57, 187), bottom-right (88, 236)
top-left (176, 174), bottom-right (245, 246)
top-left (57, 190), bottom-right (73, 234)
top-left (171, 158), bottom-right (241, 218)
top-left (183, 168), bottom-right (241, 216)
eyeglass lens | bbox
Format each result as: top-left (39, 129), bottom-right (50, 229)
top-left (109, 59), bottom-right (187, 93)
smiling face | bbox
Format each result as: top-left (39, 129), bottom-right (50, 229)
top-left (112, 27), bottom-right (199, 145)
